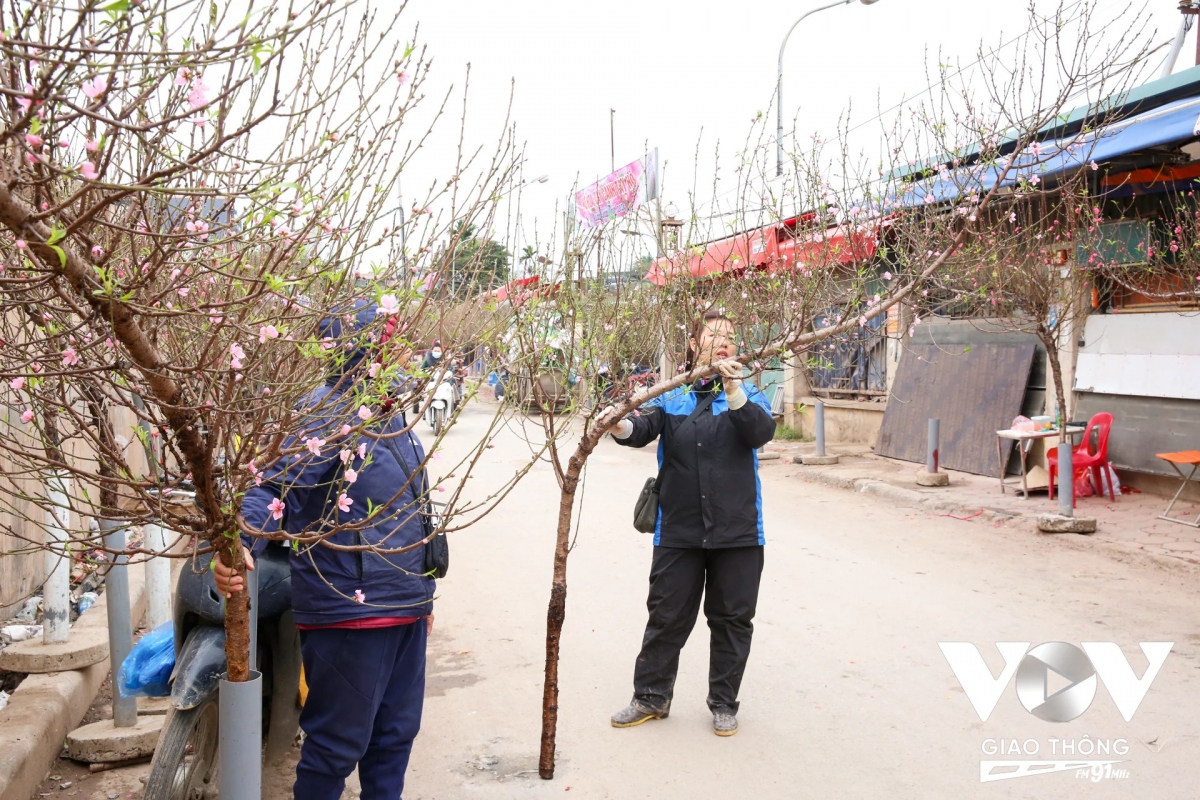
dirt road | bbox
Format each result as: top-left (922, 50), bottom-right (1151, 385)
top-left (399, 404), bottom-right (1200, 799)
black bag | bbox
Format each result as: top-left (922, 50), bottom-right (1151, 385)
top-left (383, 429), bottom-right (449, 579)
top-left (632, 390), bottom-right (716, 534)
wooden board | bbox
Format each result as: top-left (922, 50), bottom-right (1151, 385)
top-left (876, 343), bottom-right (1037, 478)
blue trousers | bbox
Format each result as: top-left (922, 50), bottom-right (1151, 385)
top-left (294, 623), bottom-right (426, 800)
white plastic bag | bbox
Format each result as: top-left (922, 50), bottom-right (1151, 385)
top-left (1091, 463), bottom-right (1121, 497)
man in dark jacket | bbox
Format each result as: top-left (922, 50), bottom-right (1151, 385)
top-left (217, 301), bottom-right (434, 800)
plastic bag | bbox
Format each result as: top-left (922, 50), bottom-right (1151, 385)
top-left (1091, 463), bottom-right (1121, 498)
top-left (118, 621), bottom-right (175, 698)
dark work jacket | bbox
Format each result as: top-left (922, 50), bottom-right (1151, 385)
top-left (240, 302), bottom-right (434, 627)
top-left (615, 379), bottom-right (775, 548)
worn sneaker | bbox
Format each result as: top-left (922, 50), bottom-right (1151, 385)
top-left (610, 702), bottom-right (667, 728)
top-left (713, 712), bottom-right (738, 737)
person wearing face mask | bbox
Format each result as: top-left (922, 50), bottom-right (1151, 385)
top-left (598, 309), bottom-right (775, 738)
top-left (421, 340), bottom-right (444, 371)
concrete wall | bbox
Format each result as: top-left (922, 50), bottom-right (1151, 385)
top-left (794, 396), bottom-right (886, 445)
top-left (0, 404), bottom-right (149, 618)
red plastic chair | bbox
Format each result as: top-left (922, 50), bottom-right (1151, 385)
top-left (1048, 413), bottom-right (1115, 506)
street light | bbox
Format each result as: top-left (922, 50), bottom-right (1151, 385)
top-left (511, 175), bottom-right (550, 280)
top-left (777, 0), bottom-right (882, 177)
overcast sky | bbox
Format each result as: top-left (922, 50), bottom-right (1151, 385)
top-left (388, 0), bottom-right (1190, 260)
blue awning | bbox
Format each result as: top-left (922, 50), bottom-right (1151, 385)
top-left (891, 94), bottom-right (1200, 209)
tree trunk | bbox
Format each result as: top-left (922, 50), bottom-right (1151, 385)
top-left (220, 538), bottom-right (252, 682)
top-left (538, 440), bottom-right (594, 779)
top-left (1040, 331), bottom-right (1068, 435)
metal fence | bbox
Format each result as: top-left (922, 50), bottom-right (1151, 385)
top-left (807, 308), bottom-right (888, 397)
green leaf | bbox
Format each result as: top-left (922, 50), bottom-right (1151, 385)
top-left (102, 0), bottom-right (130, 10)
top-left (48, 245), bottom-right (67, 268)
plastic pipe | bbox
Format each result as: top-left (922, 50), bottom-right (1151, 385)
top-left (42, 472), bottom-right (71, 643)
top-left (142, 522), bottom-right (172, 630)
top-left (927, 419), bottom-right (940, 473)
top-left (219, 670), bottom-right (263, 800)
top-left (1057, 442), bottom-right (1074, 518)
top-left (815, 400), bottom-right (827, 457)
top-left (100, 519), bottom-right (137, 727)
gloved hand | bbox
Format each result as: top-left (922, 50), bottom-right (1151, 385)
top-left (714, 359), bottom-right (744, 393)
top-left (595, 405), bottom-right (633, 439)
top-left (714, 359), bottom-right (749, 409)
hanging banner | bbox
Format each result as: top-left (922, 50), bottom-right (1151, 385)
top-left (575, 149), bottom-right (659, 228)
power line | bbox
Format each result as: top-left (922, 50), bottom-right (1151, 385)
top-left (693, 0), bottom-right (1143, 223)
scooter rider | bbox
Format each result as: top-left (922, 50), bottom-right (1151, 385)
top-left (421, 339), bottom-right (443, 371)
top-left (217, 301), bottom-right (434, 800)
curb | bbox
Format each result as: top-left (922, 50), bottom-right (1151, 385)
top-left (0, 567), bottom-right (148, 800)
top-left (790, 466), bottom-right (1200, 576)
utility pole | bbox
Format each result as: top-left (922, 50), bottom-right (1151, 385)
top-left (610, 109), bottom-right (615, 173)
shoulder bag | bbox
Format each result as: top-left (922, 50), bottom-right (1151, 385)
top-left (632, 390), bottom-right (716, 534)
top-left (382, 428), bottom-right (449, 579)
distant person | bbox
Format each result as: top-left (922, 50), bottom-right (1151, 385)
top-left (600, 310), bottom-right (775, 737)
top-left (421, 340), bottom-right (443, 371)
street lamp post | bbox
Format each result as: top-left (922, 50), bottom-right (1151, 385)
top-left (777, 0), bottom-right (882, 177)
top-left (511, 174), bottom-right (549, 280)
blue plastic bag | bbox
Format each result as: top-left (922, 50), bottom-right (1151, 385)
top-left (118, 621), bottom-right (175, 698)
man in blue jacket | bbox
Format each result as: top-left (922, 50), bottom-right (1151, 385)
top-left (216, 301), bottom-right (434, 800)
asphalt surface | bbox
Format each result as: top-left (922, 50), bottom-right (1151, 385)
top-left (391, 402), bottom-right (1200, 798)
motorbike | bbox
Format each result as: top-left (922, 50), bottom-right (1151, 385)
top-left (143, 546), bottom-right (301, 799)
top-left (424, 371), bottom-right (457, 436)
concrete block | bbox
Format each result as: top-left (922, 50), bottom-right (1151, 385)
top-left (916, 472), bottom-right (951, 487)
top-left (64, 715), bottom-right (164, 763)
top-left (795, 454), bottom-right (840, 465)
top-left (758, 452), bottom-right (781, 461)
top-left (137, 696), bottom-right (172, 715)
top-left (0, 625), bottom-right (108, 673)
top-left (0, 568), bottom-right (148, 800)
top-left (1037, 514), bottom-right (1098, 534)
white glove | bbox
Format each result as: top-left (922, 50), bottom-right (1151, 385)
top-left (596, 405), bottom-right (633, 439)
top-left (714, 359), bottom-right (746, 408)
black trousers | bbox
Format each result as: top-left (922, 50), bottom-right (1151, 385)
top-left (632, 545), bottom-right (764, 715)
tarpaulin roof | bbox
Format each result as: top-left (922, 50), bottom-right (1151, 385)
top-left (893, 93), bottom-right (1200, 209)
top-left (645, 219), bottom-right (880, 286)
top-left (891, 65), bottom-right (1200, 182)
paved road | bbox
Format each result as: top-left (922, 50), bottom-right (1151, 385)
top-left (403, 403), bottom-right (1200, 799)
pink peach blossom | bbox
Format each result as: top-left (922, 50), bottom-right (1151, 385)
top-left (81, 76), bottom-right (107, 100)
top-left (268, 498), bottom-right (286, 520)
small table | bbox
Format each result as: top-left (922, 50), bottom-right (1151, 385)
top-left (1155, 451), bottom-right (1200, 528)
top-left (995, 426), bottom-right (1086, 496)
